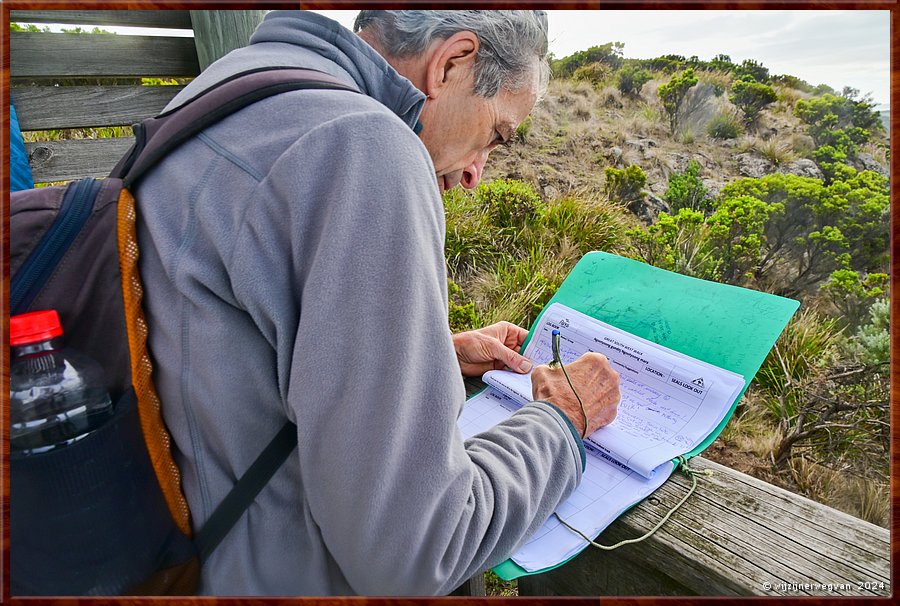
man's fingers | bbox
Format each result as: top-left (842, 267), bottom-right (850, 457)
top-left (489, 338), bottom-right (533, 373)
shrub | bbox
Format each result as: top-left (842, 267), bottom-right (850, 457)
top-left (626, 208), bottom-right (721, 280)
top-left (616, 64), bottom-right (652, 96)
top-left (734, 58), bottom-right (770, 83)
top-left (707, 111), bottom-right (743, 139)
top-left (821, 269), bottom-right (889, 330)
top-left (475, 179), bottom-right (543, 231)
top-left (795, 93), bottom-right (884, 146)
top-left (665, 160), bottom-right (709, 213)
top-left (573, 62), bottom-right (611, 87)
top-left (852, 297), bottom-right (889, 365)
top-left (604, 164), bottom-right (646, 204)
top-left (552, 43), bottom-right (624, 78)
top-left (730, 77), bottom-right (778, 125)
top-left (658, 68), bottom-right (698, 134)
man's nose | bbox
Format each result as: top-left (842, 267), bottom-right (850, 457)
top-left (460, 151), bottom-right (489, 190)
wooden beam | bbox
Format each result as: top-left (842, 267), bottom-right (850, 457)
top-left (10, 10), bottom-right (193, 29)
top-left (25, 138), bottom-right (135, 184)
top-left (11, 32), bottom-right (199, 79)
top-left (516, 457), bottom-right (890, 596)
top-left (189, 10), bottom-right (267, 71)
top-left (12, 85), bottom-right (184, 131)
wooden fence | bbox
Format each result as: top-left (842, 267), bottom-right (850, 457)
top-left (8, 10), bottom-right (892, 598)
top-left (10, 9), bottom-right (264, 184)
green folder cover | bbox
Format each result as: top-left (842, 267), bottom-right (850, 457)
top-left (493, 251), bottom-right (799, 580)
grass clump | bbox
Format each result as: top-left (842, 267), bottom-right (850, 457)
top-left (707, 111), bottom-right (743, 139)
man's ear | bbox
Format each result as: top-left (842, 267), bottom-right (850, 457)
top-left (424, 30), bottom-right (479, 99)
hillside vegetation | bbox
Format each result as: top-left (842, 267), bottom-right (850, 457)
top-left (447, 46), bottom-right (890, 531)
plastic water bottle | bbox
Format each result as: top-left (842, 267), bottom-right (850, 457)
top-left (10, 309), bottom-right (114, 455)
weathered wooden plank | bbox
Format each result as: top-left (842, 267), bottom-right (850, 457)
top-left (709, 466), bottom-right (889, 556)
top-left (190, 10), bottom-right (267, 70)
top-left (12, 85), bottom-right (184, 130)
top-left (25, 138), bottom-right (135, 184)
top-left (517, 457), bottom-right (890, 596)
top-left (11, 32), bottom-right (200, 78)
top-left (10, 10), bottom-right (193, 29)
top-left (686, 468), bottom-right (889, 574)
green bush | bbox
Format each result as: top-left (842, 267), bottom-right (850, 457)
top-left (665, 160), bottom-right (709, 213)
top-left (795, 93), bottom-right (883, 146)
top-left (730, 77), bottom-right (778, 125)
top-left (552, 43), bottom-right (624, 78)
top-left (707, 111), bottom-right (743, 139)
top-left (616, 64), bottom-right (652, 96)
top-left (573, 62), bottom-right (611, 87)
top-left (658, 68), bottom-right (698, 134)
top-left (821, 269), bottom-right (888, 330)
top-left (626, 209), bottom-right (721, 280)
top-left (475, 179), bottom-right (543, 231)
top-left (734, 58), bottom-right (770, 84)
top-left (604, 165), bottom-right (646, 204)
top-left (852, 297), bottom-right (889, 365)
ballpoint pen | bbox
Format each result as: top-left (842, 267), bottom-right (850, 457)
top-left (550, 329), bottom-right (588, 438)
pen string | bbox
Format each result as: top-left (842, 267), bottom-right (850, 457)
top-left (551, 330), bottom-right (589, 439)
top-left (553, 455), bottom-right (713, 551)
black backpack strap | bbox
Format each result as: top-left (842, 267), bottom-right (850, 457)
top-left (193, 421), bottom-right (299, 564)
top-left (111, 67), bottom-right (359, 186)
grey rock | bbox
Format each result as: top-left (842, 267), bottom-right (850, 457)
top-left (781, 158), bottom-right (824, 180)
top-left (628, 192), bottom-right (670, 225)
top-left (735, 153), bottom-right (775, 178)
top-left (854, 152), bottom-right (888, 176)
top-left (702, 179), bottom-right (725, 201)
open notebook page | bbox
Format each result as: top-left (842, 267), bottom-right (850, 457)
top-left (483, 302), bottom-right (745, 478)
top-left (458, 387), bottom-right (673, 572)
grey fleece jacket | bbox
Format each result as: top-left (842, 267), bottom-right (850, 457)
top-left (135, 11), bottom-right (584, 596)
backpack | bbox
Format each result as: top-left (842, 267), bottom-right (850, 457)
top-left (9, 68), bottom-right (359, 596)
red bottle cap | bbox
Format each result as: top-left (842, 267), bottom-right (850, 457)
top-left (10, 310), bottom-right (64, 346)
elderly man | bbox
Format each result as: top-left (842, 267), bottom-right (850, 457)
top-left (136, 10), bottom-right (620, 595)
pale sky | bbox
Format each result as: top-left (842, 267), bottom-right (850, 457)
top-left (21, 9), bottom-right (890, 106)
top-left (315, 9), bottom-right (891, 107)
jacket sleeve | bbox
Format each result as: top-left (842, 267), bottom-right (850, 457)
top-left (243, 110), bottom-right (584, 595)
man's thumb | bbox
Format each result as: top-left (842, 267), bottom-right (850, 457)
top-left (504, 347), bottom-right (533, 373)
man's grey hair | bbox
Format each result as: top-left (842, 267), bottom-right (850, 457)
top-left (354, 10), bottom-right (550, 99)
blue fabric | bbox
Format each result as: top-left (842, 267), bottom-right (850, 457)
top-left (10, 103), bottom-right (34, 191)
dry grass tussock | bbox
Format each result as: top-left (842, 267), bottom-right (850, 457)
top-left (753, 136), bottom-right (798, 166)
top-left (786, 457), bottom-right (889, 528)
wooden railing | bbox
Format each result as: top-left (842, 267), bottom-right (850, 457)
top-left (9, 11), bottom-right (892, 598)
top-left (10, 9), bottom-right (264, 184)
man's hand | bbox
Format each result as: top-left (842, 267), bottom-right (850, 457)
top-left (532, 353), bottom-right (620, 438)
top-left (453, 321), bottom-right (533, 377)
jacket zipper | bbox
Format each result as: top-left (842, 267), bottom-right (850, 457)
top-left (11, 177), bottom-right (103, 315)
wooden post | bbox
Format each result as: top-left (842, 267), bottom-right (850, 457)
top-left (189, 10), bottom-right (267, 70)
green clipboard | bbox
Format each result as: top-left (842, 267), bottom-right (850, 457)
top-left (494, 251), bottom-right (799, 580)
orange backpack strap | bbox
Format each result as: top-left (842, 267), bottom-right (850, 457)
top-left (117, 187), bottom-right (192, 536)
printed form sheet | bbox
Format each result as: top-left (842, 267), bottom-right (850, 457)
top-left (458, 302), bottom-right (744, 571)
